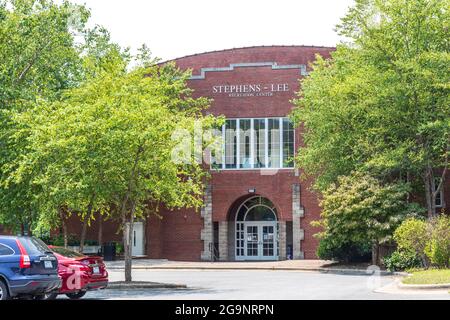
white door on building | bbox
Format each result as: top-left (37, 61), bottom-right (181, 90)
top-left (235, 196), bottom-right (279, 261)
top-left (132, 222), bottom-right (145, 256)
top-left (244, 222), bottom-right (277, 260)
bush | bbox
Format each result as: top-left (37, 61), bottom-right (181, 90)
top-left (384, 250), bottom-right (422, 271)
top-left (393, 218), bottom-right (429, 259)
top-left (392, 215), bottom-right (450, 269)
top-left (425, 215), bottom-right (450, 268)
top-left (115, 242), bottom-right (124, 255)
top-left (85, 240), bottom-right (99, 246)
top-left (45, 234), bottom-right (79, 246)
top-left (316, 237), bottom-right (371, 262)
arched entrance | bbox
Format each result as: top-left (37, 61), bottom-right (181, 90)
top-left (234, 196), bottom-right (278, 261)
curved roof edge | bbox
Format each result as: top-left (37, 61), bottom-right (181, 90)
top-left (159, 45), bottom-right (336, 64)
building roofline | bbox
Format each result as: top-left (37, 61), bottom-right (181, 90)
top-left (159, 45), bottom-right (336, 65)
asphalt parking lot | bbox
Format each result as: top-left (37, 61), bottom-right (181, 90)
top-left (58, 269), bottom-right (450, 300)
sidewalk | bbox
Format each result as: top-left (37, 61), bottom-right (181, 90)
top-left (106, 259), bottom-right (331, 270)
top-left (105, 259), bottom-right (400, 275)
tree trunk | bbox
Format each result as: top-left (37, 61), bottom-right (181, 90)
top-left (98, 213), bottom-right (103, 248)
top-left (79, 196), bottom-right (95, 253)
top-left (423, 168), bottom-right (435, 218)
top-left (121, 147), bottom-right (143, 283)
top-left (372, 242), bottom-right (380, 266)
top-left (420, 254), bottom-right (429, 269)
top-left (58, 208), bottom-right (68, 248)
top-left (123, 212), bottom-right (135, 283)
top-left (79, 215), bottom-right (89, 253)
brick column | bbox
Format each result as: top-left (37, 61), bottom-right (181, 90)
top-left (278, 221), bottom-right (287, 260)
top-left (292, 184), bottom-right (305, 259)
top-left (218, 221), bottom-right (228, 261)
top-left (200, 185), bottom-right (213, 261)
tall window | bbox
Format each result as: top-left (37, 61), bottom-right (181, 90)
top-left (268, 119), bottom-right (281, 168)
top-left (224, 120), bottom-right (237, 169)
top-left (283, 118), bottom-right (294, 168)
top-left (210, 126), bottom-right (223, 170)
top-left (254, 119), bottom-right (266, 168)
top-left (434, 177), bottom-right (444, 208)
top-left (239, 119), bottom-right (252, 169)
top-left (213, 118), bottom-right (294, 170)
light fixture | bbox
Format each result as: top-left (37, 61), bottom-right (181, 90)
top-left (248, 188), bottom-right (256, 193)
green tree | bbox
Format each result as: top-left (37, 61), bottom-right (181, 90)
top-left (0, 0), bottom-right (90, 234)
top-left (313, 172), bottom-right (422, 265)
top-left (0, 1), bottom-right (130, 242)
top-left (15, 47), bottom-right (220, 281)
top-left (292, 0), bottom-right (450, 217)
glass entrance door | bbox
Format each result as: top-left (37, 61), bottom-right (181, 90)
top-left (245, 225), bottom-right (259, 258)
top-left (244, 223), bottom-right (277, 260)
top-left (262, 225), bottom-right (275, 258)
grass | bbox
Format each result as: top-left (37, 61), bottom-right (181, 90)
top-left (402, 269), bottom-right (450, 285)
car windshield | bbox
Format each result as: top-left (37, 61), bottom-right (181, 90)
top-left (19, 237), bottom-right (52, 255)
top-left (51, 246), bottom-right (85, 258)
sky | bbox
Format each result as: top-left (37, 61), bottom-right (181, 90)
top-left (69, 0), bottom-right (355, 61)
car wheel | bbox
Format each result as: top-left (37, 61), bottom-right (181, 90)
top-left (0, 280), bottom-right (10, 300)
top-left (66, 291), bottom-right (87, 300)
top-left (34, 292), bottom-right (58, 300)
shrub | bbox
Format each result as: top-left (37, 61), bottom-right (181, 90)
top-left (85, 240), bottom-right (99, 246)
top-left (46, 234), bottom-right (79, 246)
top-left (425, 215), bottom-right (450, 268)
top-left (316, 236), bottom-right (371, 262)
top-left (115, 242), bottom-right (124, 255)
top-left (393, 218), bottom-right (429, 255)
top-left (384, 250), bottom-right (422, 271)
top-left (392, 215), bottom-right (450, 269)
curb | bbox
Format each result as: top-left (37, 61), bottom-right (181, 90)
top-left (107, 281), bottom-right (187, 290)
top-left (106, 266), bottom-right (406, 276)
top-left (397, 281), bottom-right (450, 290)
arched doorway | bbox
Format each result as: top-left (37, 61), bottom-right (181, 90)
top-left (235, 196), bottom-right (278, 261)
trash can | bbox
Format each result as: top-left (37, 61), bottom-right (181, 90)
top-left (287, 245), bottom-right (293, 260)
top-left (102, 242), bottom-right (116, 261)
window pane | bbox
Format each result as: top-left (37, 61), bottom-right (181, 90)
top-left (51, 246), bottom-right (85, 258)
top-left (245, 206), bottom-right (276, 221)
top-left (0, 244), bottom-right (14, 256)
top-left (434, 177), bottom-right (443, 207)
top-left (239, 119), bottom-right (252, 168)
top-left (253, 119), bottom-right (266, 168)
top-left (225, 120), bottom-right (237, 169)
top-left (210, 127), bottom-right (223, 169)
top-left (268, 119), bottom-right (281, 168)
top-left (19, 237), bottom-right (51, 255)
top-left (283, 118), bottom-right (294, 167)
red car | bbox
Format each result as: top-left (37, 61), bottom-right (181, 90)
top-left (45, 246), bottom-right (108, 300)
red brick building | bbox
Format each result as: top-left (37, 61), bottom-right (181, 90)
top-left (148, 45), bottom-right (334, 261)
top-left (78, 45), bottom-right (335, 261)
top-left (61, 45), bottom-right (448, 261)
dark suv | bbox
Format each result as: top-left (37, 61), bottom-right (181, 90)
top-left (0, 236), bottom-right (61, 300)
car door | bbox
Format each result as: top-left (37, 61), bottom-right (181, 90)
top-left (0, 241), bottom-right (17, 282)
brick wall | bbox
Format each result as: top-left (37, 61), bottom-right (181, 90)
top-left (149, 208), bottom-right (204, 261)
top-left (64, 213), bottom-right (122, 243)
